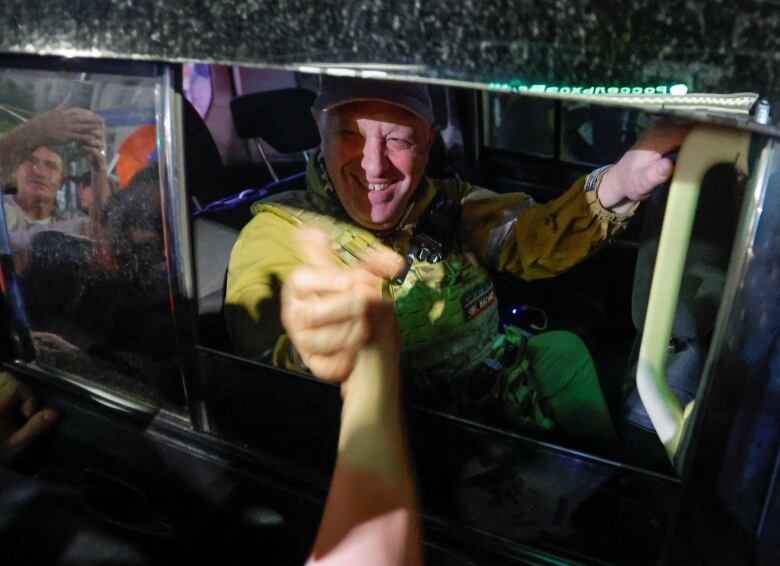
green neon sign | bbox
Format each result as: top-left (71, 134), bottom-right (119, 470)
top-left (488, 83), bottom-right (690, 96)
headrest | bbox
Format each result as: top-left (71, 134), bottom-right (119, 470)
top-left (182, 96), bottom-right (225, 205)
top-left (230, 88), bottom-right (320, 153)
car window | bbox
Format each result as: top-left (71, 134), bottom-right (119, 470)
top-left (560, 102), bottom-right (653, 165)
top-left (483, 93), bottom-right (555, 158)
top-left (483, 91), bottom-right (653, 166)
top-left (0, 65), bottom-right (186, 412)
top-left (192, 71), bottom-right (753, 474)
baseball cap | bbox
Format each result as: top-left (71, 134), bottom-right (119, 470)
top-left (312, 76), bottom-right (435, 123)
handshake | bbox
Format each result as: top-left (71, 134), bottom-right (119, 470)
top-left (281, 226), bottom-right (405, 384)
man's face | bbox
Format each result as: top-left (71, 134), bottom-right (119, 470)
top-left (318, 101), bottom-right (435, 231)
top-left (15, 147), bottom-right (64, 206)
top-left (77, 184), bottom-right (93, 211)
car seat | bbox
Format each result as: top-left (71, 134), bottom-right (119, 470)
top-left (183, 96), bottom-right (227, 209)
top-left (193, 88), bottom-right (319, 351)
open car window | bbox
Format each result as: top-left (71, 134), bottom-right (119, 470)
top-left (189, 68), bottom-right (758, 475)
top-left (483, 91), bottom-right (655, 166)
top-left (0, 63), bottom-right (187, 414)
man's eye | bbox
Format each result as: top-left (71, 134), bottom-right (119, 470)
top-left (387, 137), bottom-right (413, 150)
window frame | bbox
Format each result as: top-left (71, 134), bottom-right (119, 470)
top-left (0, 54), bottom-right (196, 426)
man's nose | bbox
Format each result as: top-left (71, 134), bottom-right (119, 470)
top-left (361, 138), bottom-right (390, 179)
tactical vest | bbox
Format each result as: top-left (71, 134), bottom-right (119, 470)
top-left (253, 196), bottom-right (499, 381)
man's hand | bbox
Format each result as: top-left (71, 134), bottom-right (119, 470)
top-left (598, 119), bottom-right (693, 213)
top-left (281, 227), bottom-right (404, 382)
top-left (75, 116), bottom-right (108, 172)
top-left (0, 372), bottom-right (58, 464)
top-left (0, 108), bottom-right (106, 185)
top-left (31, 331), bottom-right (79, 353)
top-left (24, 107), bottom-right (105, 149)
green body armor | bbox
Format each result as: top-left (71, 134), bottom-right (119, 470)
top-left (255, 195), bottom-right (553, 432)
top-left (255, 199), bottom-right (499, 379)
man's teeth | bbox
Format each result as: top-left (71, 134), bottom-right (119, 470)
top-left (368, 182), bottom-right (390, 191)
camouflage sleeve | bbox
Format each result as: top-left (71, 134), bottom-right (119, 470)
top-left (457, 176), bottom-right (636, 280)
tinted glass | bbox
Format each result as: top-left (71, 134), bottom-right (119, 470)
top-left (0, 67), bottom-right (184, 410)
top-left (560, 102), bottom-right (653, 165)
top-left (483, 92), bottom-right (555, 157)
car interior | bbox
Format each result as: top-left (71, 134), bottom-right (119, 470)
top-left (186, 65), bottom-right (743, 472)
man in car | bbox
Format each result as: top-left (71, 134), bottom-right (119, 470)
top-left (225, 77), bottom-right (689, 449)
top-left (0, 108), bottom-right (108, 249)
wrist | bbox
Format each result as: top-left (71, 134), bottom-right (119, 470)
top-left (343, 343), bottom-right (400, 405)
top-left (595, 165), bottom-right (635, 212)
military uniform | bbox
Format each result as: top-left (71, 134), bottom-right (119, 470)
top-left (226, 152), bottom-right (631, 447)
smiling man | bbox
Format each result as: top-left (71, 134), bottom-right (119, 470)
top-left (225, 76), bottom-right (689, 450)
top-left (4, 146), bottom-right (73, 226)
top-left (317, 99), bottom-right (435, 231)
top-left (2, 144), bottom-right (94, 252)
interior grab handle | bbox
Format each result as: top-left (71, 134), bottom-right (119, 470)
top-left (637, 124), bottom-right (751, 462)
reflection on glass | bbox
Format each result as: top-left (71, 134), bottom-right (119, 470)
top-left (0, 68), bottom-right (181, 409)
top-left (483, 92), bottom-right (555, 157)
top-left (560, 102), bottom-right (652, 165)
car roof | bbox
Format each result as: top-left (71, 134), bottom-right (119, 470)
top-left (0, 0), bottom-right (778, 128)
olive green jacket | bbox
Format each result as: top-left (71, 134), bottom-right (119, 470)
top-left (225, 154), bottom-right (633, 365)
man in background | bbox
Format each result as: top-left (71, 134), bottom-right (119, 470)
top-left (0, 107), bottom-right (108, 249)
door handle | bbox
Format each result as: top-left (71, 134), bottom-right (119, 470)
top-left (636, 124), bottom-right (751, 463)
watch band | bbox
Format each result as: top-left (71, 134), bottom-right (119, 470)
top-left (584, 164), bottom-right (614, 193)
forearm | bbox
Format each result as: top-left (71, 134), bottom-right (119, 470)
top-left (308, 342), bottom-right (421, 566)
top-left (0, 127), bottom-right (33, 187)
top-left (488, 178), bottom-right (633, 280)
top-left (338, 343), bottom-right (409, 492)
top-left (87, 163), bottom-right (110, 237)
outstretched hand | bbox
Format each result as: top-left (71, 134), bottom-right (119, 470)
top-left (0, 371), bottom-right (58, 464)
top-left (0, 108), bottom-right (106, 185)
top-left (299, 232), bottom-right (421, 566)
top-left (24, 107), bottom-right (105, 149)
top-left (74, 114), bottom-right (108, 172)
top-left (598, 119), bottom-right (693, 213)
top-left (280, 226), bottom-right (404, 383)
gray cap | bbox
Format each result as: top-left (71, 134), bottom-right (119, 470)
top-left (312, 76), bottom-right (435, 123)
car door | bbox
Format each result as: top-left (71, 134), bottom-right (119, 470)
top-left (0, 56), bottom-right (336, 566)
